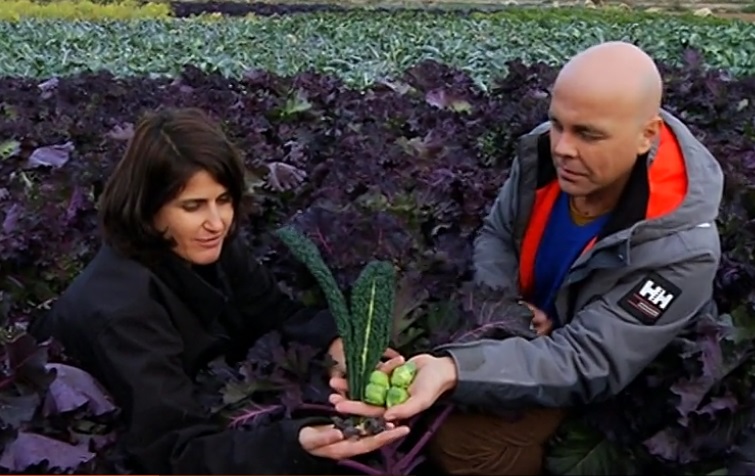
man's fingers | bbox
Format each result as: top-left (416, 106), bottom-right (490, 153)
top-left (383, 395), bottom-right (429, 421)
top-left (378, 355), bottom-right (405, 373)
top-left (330, 393), bottom-right (387, 418)
top-left (531, 313), bottom-right (546, 324)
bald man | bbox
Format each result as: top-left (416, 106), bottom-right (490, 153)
top-left (330, 42), bottom-right (724, 474)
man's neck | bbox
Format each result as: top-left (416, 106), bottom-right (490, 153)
top-left (570, 173), bottom-right (632, 218)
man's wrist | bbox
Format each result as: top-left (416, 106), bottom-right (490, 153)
top-left (437, 355), bottom-right (459, 394)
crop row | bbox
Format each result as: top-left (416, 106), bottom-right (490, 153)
top-left (1, 9), bottom-right (754, 87)
top-left (0, 0), bottom-right (526, 20)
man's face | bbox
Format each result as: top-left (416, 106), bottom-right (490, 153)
top-left (547, 84), bottom-right (654, 198)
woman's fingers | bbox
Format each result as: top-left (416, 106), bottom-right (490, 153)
top-left (311, 426), bottom-right (411, 459)
top-left (329, 376), bottom-right (349, 394)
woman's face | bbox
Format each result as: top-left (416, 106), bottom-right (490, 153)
top-left (153, 169), bottom-right (235, 265)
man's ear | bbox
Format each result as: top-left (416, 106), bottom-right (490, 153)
top-left (637, 114), bottom-right (662, 155)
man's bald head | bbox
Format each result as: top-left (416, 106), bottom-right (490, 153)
top-left (547, 42), bottom-right (665, 203)
top-left (554, 41), bottom-right (663, 122)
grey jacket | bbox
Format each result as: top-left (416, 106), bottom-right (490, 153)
top-left (437, 109), bottom-right (723, 409)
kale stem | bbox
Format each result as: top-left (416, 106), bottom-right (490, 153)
top-left (394, 403), bottom-right (454, 472)
top-left (401, 454), bottom-right (426, 474)
top-left (337, 458), bottom-right (382, 474)
top-left (379, 412), bottom-right (423, 465)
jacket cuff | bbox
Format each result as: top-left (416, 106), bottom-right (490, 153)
top-left (431, 344), bottom-right (487, 401)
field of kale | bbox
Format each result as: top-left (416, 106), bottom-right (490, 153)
top-left (1, 3), bottom-right (755, 475)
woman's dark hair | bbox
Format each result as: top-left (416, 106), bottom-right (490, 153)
top-left (98, 107), bottom-right (247, 262)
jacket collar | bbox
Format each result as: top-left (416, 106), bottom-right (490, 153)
top-left (150, 251), bottom-right (229, 327)
top-left (530, 131), bottom-right (650, 243)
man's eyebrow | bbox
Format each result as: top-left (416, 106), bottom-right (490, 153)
top-left (549, 113), bottom-right (607, 135)
top-left (573, 123), bottom-right (607, 135)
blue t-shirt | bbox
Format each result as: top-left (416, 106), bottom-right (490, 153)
top-left (531, 191), bottom-right (610, 326)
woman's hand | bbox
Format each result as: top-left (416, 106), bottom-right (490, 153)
top-left (299, 423), bottom-right (410, 460)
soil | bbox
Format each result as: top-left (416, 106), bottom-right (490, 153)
top-left (715, 11), bottom-right (755, 19)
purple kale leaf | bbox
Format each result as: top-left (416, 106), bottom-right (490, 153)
top-left (545, 419), bottom-right (642, 475)
top-left (581, 308), bottom-right (755, 472)
top-left (194, 357), bottom-right (242, 412)
top-left (0, 431), bottom-right (94, 473)
top-left (0, 394), bottom-right (39, 428)
top-left (25, 142), bottom-right (74, 170)
top-left (41, 363), bottom-right (118, 418)
top-left (228, 403), bottom-right (285, 428)
top-left (0, 327), bottom-right (123, 474)
top-left (277, 204), bottom-right (415, 289)
top-left (728, 426), bottom-right (755, 475)
top-left (447, 281), bottom-right (535, 344)
top-left (208, 331), bottom-right (335, 428)
top-left (390, 271), bottom-right (431, 351)
top-left (2, 331), bottom-right (57, 393)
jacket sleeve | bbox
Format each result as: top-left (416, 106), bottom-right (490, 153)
top-left (473, 156), bottom-right (522, 293)
top-left (435, 250), bottom-right (720, 409)
top-left (224, 238), bottom-right (339, 351)
top-left (92, 302), bottom-right (337, 475)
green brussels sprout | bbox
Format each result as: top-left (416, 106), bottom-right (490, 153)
top-left (386, 386), bottom-right (409, 407)
top-left (364, 382), bottom-right (388, 406)
top-left (390, 361), bottom-right (417, 388)
top-left (369, 370), bottom-right (390, 388)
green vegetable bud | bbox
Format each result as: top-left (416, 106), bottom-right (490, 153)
top-left (386, 386), bottom-right (409, 407)
top-left (369, 370), bottom-right (390, 388)
top-left (390, 361), bottom-right (417, 388)
top-left (364, 382), bottom-right (388, 406)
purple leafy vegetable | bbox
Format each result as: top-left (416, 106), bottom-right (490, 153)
top-left (41, 363), bottom-right (118, 417)
top-left (0, 431), bottom-right (94, 473)
top-left (0, 51), bottom-right (753, 474)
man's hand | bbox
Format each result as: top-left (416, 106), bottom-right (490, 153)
top-left (299, 423), bottom-right (410, 460)
top-left (329, 354), bottom-right (458, 422)
top-left (328, 340), bottom-right (402, 389)
top-left (522, 302), bottom-right (553, 336)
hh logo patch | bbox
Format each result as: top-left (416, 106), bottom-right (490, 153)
top-left (618, 273), bottom-right (681, 324)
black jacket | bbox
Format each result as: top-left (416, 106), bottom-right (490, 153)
top-left (28, 236), bottom-right (341, 475)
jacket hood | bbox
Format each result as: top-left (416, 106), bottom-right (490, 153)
top-left (636, 109), bottom-right (724, 241)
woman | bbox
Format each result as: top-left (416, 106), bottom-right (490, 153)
top-left (28, 108), bottom-right (408, 474)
